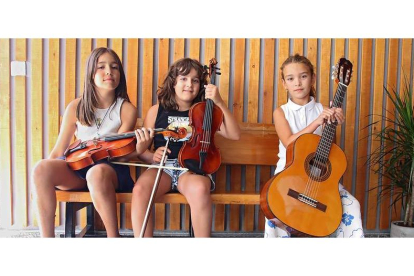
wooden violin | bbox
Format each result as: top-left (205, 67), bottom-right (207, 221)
top-left (64, 127), bottom-right (187, 171)
top-left (260, 58), bottom-right (353, 237)
top-left (178, 58), bottom-right (223, 175)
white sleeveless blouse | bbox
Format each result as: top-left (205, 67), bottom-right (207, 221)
top-left (275, 97), bottom-right (323, 174)
top-left (75, 98), bottom-right (125, 141)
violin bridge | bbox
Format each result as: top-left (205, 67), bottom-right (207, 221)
top-left (287, 189), bottom-right (327, 212)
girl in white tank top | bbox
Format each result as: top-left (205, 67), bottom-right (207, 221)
top-left (75, 97), bottom-right (125, 141)
top-left (32, 48), bottom-right (141, 238)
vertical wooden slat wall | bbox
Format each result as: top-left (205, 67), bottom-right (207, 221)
top-left (0, 39), bottom-right (12, 227)
top-left (30, 39), bottom-right (43, 226)
top-left (1, 38), bottom-right (412, 234)
top-left (14, 39), bottom-right (28, 227)
top-left (48, 39), bottom-right (60, 226)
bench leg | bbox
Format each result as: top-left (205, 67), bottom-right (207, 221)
top-left (188, 212), bottom-right (194, 238)
top-left (64, 202), bottom-right (76, 238)
top-left (64, 202), bottom-right (95, 238)
top-left (85, 204), bottom-right (95, 236)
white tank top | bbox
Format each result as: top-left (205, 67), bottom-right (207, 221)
top-left (75, 97), bottom-right (125, 141)
top-left (275, 97), bottom-right (323, 174)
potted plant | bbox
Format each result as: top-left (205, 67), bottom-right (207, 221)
top-left (367, 79), bottom-right (414, 237)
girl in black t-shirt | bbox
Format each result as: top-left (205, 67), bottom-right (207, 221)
top-left (131, 58), bottom-right (240, 237)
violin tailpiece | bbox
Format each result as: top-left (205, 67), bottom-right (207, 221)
top-left (183, 159), bottom-right (206, 175)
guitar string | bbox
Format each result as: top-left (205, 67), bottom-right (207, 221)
top-left (305, 83), bottom-right (346, 200)
top-left (308, 86), bottom-right (343, 199)
top-left (309, 84), bottom-right (346, 200)
top-left (312, 85), bottom-right (346, 199)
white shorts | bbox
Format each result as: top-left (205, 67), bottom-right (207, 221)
top-left (150, 159), bottom-right (216, 192)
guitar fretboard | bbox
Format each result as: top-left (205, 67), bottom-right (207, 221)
top-left (314, 82), bottom-right (347, 163)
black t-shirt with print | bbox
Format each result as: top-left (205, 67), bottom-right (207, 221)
top-left (153, 105), bottom-right (191, 159)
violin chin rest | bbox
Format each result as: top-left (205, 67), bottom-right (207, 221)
top-left (183, 159), bottom-right (206, 175)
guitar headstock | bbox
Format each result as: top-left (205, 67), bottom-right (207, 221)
top-left (331, 58), bottom-right (353, 86)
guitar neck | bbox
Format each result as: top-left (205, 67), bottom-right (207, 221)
top-left (315, 82), bottom-right (347, 162)
top-left (331, 82), bottom-right (347, 109)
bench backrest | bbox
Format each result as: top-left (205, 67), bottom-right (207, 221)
top-left (134, 118), bottom-right (278, 166)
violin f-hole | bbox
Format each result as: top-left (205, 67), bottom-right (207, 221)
top-left (87, 145), bottom-right (103, 154)
top-left (191, 133), bottom-right (200, 148)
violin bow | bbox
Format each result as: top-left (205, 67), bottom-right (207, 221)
top-left (139, 138), bottom-right (171, 238)
top-left (111, 161), bottom-right (188, 171)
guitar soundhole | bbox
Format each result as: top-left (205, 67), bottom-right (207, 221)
top-left (304, 153), bottom-right (332, 182)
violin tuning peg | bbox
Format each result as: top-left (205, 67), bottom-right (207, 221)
top-left (216, 72), bottom-right (221, 75)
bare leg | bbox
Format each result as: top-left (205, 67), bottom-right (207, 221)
top-left (31, 159), bottom-right (86, 237)
top-left (85, 163), bottom-right (119, 238)
top-left (131, 169), bottom-right (172, 237)
top-left (177, 173), bottom-right (212, 237)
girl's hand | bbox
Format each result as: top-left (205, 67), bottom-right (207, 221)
top-left (153, 146), bottom-right (171, 163)
top-left (135, 128), bottom-right (154, 155)
top-left (315, 106), bottom-right (345, 126)
top-left (315, 107), bottom-right (336, 126)
top-left (204, 84), bottom-right (224, 105)
top-left (333, 107), bottom-right (345, 125)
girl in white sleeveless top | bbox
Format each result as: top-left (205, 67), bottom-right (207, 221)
top-left (32, 48), bottom-right (145, 238)
top-left (265, 54), bottom-right (364, 238)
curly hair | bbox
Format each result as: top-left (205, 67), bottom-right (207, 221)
top-left (158, 58), bottom-right (207, 111)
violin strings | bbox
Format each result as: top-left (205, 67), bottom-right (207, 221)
top-left (202, 99), bottom-right (213, 154)
top-left (199, 64), bottom-right (218, 167)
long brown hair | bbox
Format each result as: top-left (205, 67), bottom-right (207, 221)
top-left (280, 54), bottom-right (316, 98)
top-left (76, 47), bottom-right (129, 126)
top-left (158, 58), bottom-right (207, 111)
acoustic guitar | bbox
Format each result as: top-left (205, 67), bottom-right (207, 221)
top-left (260, 58), bottom-right (353, 237)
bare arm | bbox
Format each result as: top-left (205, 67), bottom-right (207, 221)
top-left (274, 106), bottom-right (345, 148)
top-left (118, 100), bottom-right (137, 134)
top-left (48, 99), bottom-right (79, 159)
top-left (205, 84), bottom-right (241, 140)
top-left (135, 104), bottom-right (159, 164)
top-left (113, 101), bottom-right (139, 161)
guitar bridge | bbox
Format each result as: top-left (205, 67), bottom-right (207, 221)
top-left (298, 194), bottom-right (318, 208)
top-left (287, 189), bottom-right (327, 212)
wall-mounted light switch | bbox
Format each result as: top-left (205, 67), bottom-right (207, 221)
top-left (11, 61), bottom-right (26, 76)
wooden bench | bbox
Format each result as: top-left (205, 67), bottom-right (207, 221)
top-left (56, 120), bottom-right (278, 237)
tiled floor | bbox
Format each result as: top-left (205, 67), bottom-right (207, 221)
top-left (1, 227), bottom-right (390, 238)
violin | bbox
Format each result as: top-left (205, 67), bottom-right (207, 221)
top-left (178, 58), bottom-right (223, 175)
top-left (64, 127), bottom-right (187, 171)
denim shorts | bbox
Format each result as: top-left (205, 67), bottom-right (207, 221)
top-left (58, 156), bottom-right (134, 192)
top-left (150, 159), bottom-right (215, 192)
